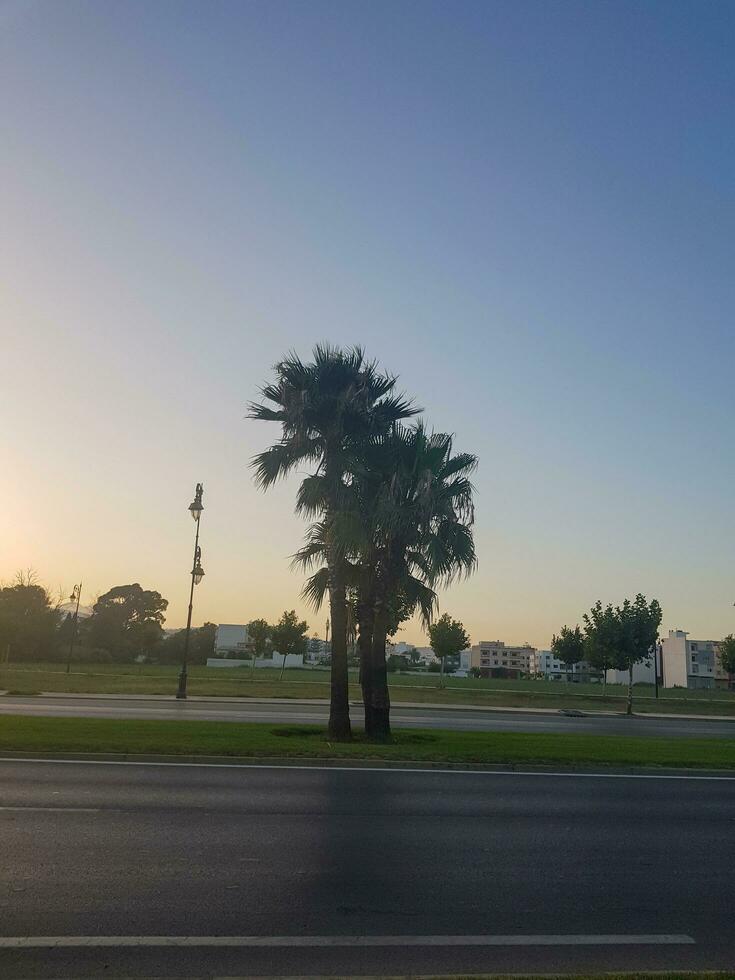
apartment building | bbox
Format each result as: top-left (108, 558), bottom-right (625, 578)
top-left (660, 630), bottom-right (726, 690)
top-left (471, 640), bottom-right (536, 679)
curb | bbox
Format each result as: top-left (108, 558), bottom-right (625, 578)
top-left (1, 751), bottom-right (735, 777)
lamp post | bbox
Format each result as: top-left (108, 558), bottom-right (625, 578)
top-left (176, 483), bottom-right (205, 700)
top-left (66, 582), bottom-right (82, 674)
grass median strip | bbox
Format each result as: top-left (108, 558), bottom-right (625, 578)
top-left (1, 716), bottom-right (734, 768)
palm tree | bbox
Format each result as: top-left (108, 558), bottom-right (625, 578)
top-left (249, 344), bottom-right (417, 740)
top-left (293, 515), bottom-right (436, 738)
top-left (294, 422), bottom-right (477, 740)
top-left (363, 423), bottom-right (477, 737)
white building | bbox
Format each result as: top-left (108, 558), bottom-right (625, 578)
top-left (214, 624), bottom-right (250, 657)
top-left (535, 650), bottom-right (601, 682)
top-left (660, 630), bottom-right (724, 690)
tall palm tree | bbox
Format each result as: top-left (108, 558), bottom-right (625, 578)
top-left (293, 514), bottom-right (436, 737)
top-left (249, 344), bottom-right (417, 739)
top-left (294, 422), bottom-right (477, 740)
top-left (363, 423), bottom-right (477, 737)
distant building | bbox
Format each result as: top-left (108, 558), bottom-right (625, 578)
top-left (214, 624), bottom-right (250, 658)
top-left (389, 643), bottom-right (436, 666)
top-left (660, 630), bottom-right (725, 690)
top-left (535, 650), bottom-right (601, 682)
top-left (471, 641), bottom-right (536, 679)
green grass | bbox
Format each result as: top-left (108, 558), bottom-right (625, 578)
top-left (1, 715), bottom-right (735, 768)
top-left (2, 662), bottom-right (735, 716)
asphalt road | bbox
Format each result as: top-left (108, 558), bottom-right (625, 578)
top-left (1, 758), bottom-right (734, 977)
top-left (1, 692), bottom-right (735, 737)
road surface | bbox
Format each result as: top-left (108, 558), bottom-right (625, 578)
top-left (1, 692), bottom-right (735, 737)
top-left (0, 757), bottom-right (734, 977)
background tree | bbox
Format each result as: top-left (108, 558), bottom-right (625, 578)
top-left (551, 625), bottom-right (586, 681)
top-left (584, 595), bottom-right (661, 713)
top-left (271, 609), bottom-right (309, 680)
top-left (719, 636), bottom-right (735, 686)
top-left (614, 594), bottom-right (662, 715)
top-left (0, 575), bottom-right (61, 662)
top-left (87, 584), bottom-right (167, 662)
top-left (247, 619), bottom-right (271, 657)
top-left (250, 343), bottom-right (417, 740)
top-left (428, 613), bottom-right (470, 688)
top-left (583, 601), bottom-right (619, 694)
top-left (159, 623), bottom-right (216, 666)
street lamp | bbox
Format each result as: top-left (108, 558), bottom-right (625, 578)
top-left (176, 483), bottom-right (205, 700)
top-left (66, 582), bottom-right (82, 675)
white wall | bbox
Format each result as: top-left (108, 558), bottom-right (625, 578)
top-left (606, 658), bottom-right (654, 686)
top-left (207, 654), bottom-right (304, 669)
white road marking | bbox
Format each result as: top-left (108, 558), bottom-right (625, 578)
top-left (0, 756), bottom-right (734, 780)
top-left (0, 806), bottom-right (99, 812)
top-left (0, 934), bottom-right (695, 948)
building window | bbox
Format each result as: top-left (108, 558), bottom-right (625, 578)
top-left (690, 643), bottom-right (698, 652)
top-left (691, 664), bottom-right (699, 674)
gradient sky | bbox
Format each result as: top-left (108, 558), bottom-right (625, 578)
top-left (2, 0), bottom-right (734, 646)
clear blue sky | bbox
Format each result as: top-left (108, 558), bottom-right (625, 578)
top-left (2, 0), bottom-right (734, 645)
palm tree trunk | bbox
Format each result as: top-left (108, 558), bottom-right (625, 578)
top-left (357, 596), bottom-right (374, 737)
top-left (327, 570), bottom-right (351, 740)
top-left (369, 602), bottom-right (391, 740)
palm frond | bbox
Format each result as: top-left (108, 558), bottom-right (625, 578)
top-left (301, 567), bottom-right (330, 611)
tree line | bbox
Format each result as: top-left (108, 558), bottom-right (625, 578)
top-left (250, 344), bottom-right (478, 740)
top-left (0, 573), bottom-right (215, 666)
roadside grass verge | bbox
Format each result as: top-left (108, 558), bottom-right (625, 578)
top-left (1, 716), bottom-right (734, 768)
top-left (3, 664), bottom-right (735, 716)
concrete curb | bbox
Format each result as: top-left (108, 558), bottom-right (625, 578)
top-left (1, 750), bottom-right (735, 777)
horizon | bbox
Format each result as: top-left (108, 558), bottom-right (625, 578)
top-left (3, 0), bottom-right (734, 648)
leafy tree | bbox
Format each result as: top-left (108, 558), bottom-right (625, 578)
top-left (719, 635), bottom-right (735, 682)
top-left (584, 595), bottom-right (662, 714)
top-left (469, 666), bottom-right (482, 678)
top-left (87, 584), bottom-right (167, 661)
top-left (717, 633), bottom-right (735, 682)
top-left (271, 609), bottom-right (309, 680)
top-left (583, 601), bottom-right (619, 694)
top-left (387, 653), bottom-right (410, 673)
top-left (250, 344), bottom-right (417, 740)
top-left (0, 578), bottom-right (61, 662)
top-left (406, 645), bottom-right (420, 665)
top-left (428, 613), bottom-right (470, 688)
top-left (551, 625), bottom-right (586, 680)
top-left (247, 618), bottom-right (272, 669)
top-left (615, 595), bottom-right (662, 714)
top-left (159, 623), bottom-right (216, 666)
